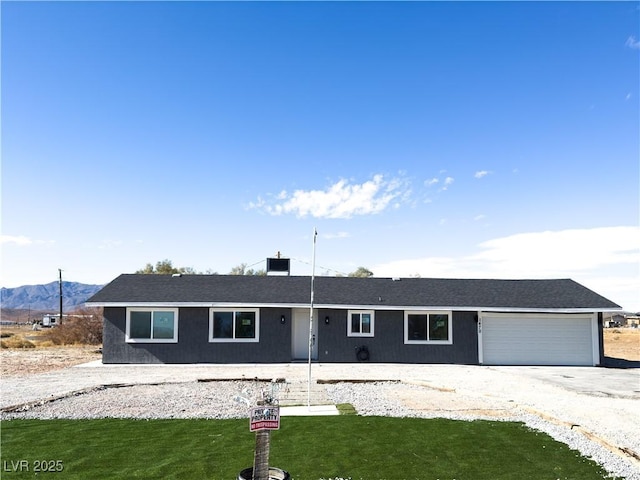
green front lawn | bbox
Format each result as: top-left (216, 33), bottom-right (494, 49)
top-left (0, 417), bottom-right (620, 479)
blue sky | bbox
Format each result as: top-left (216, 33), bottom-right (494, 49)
top-left (2, 1), bottom-right (638, 311)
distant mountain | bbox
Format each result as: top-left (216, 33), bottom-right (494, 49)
top-left (0, 281), bottom-right (103, 310)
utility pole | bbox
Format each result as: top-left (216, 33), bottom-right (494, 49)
top-left (59, 269), bottom-right (63, 325)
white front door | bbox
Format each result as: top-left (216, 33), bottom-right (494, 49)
top-left (292, 308), bottom-right (318, 360)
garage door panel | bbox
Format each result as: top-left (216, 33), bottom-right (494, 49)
top-left (482, 315), bottom-right (593, 366)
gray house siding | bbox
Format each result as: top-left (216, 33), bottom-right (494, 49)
top-left (103, 307), bottom-right (292, 364)
top-left (317, 309), bottom-right (478, 364)
top-left (104, 307), bottom-right (478, 364)
top-left (102, 308), bottom-right (130, 363)
top-left (103, 307), bottom-right (211, 364)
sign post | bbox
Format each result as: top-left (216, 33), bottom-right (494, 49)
top-left (236, 382), bottom-right (288, 480)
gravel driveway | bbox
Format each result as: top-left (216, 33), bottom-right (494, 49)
top-left (2, 362), bottom-right (639, 479)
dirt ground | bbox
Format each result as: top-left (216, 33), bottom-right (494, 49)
top-left (0, 345), bottom-right (102, 377)
top-left (603, 328), bottom-right (640, 361)
top-left (1, 325), bottom-right (101, 377)
top-left (0, 325), bottom-right (637, 377)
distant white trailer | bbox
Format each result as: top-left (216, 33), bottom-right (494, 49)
top-left (41, 314), bottom-right (60, 328)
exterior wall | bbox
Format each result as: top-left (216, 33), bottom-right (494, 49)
top-left (103, 307), bottom-right (477, 364)
top-left (316, 309), bottom-right (479, 364)
top-left (102, 307), bottom-right (292, 364)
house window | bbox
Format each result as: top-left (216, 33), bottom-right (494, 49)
top-left (404, 311), bottom-right (452, 344)
top-left (126, 308), bottom-right (178, 343)
top-left (347, 310), bottom-right (374, 337)
top-left (209, 309), bottom-right (259, 342)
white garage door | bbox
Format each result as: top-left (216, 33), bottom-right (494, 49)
top-left (481, 314), bottom-right (596, 366)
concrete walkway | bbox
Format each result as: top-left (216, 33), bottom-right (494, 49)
top-left (280, 405), bottom-right (339, 416)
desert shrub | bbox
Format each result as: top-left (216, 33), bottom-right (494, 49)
top-left (1, 332), bottom-right (15, 338)
top-left (47, 308), bottom-right (103, 345)
top-left (1, 336), bottom-right (35, 349)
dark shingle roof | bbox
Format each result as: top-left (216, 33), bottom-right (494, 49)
top-left (86, 274), bottom-right (620, 310)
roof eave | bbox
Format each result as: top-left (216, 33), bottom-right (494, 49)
top-left (85, 301), bottom-right (621, 313)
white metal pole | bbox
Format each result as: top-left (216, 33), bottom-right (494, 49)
top-left (307, 228), bottom-right (317, 409)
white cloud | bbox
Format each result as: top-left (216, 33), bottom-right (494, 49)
top-left (98, 239), bottom-right (124, 250)
top-left (474, 170), bottom-right (490, 179)
top-left (625, 92), bottom-right (632, 101)
top-left (1, 235), bottom-right (33, 246)
top-left (625, 35), bottom-right (640, 50)
top-left (251, 174), bottom-right (410, 219)
top-left (440, 177), bottom-right (454, 191)
top-left (425, 177), bottom-right (439, 187)
top-left (322, 231), bottom-right (351, 240)
top-left (424, 174), bottom-right (454, 192)
top-left (373, 226), bottom-right (640, 311)
top-left (0, 235), bottom-right (53, 247)
top-left (473, 214), bottom-right (486, 221)
top-left (471, 228), bottom-right (639, 274)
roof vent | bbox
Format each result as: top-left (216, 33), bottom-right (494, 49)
top-left (172, 273), bottom-right (182, 277)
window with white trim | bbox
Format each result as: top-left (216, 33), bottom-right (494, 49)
top-left (209, 308), bottom-right (259, 342)
top-left (404, 311), bottom-right (452, 344)
top-left (347, 310), bottom-right (374, 337)
top-left (126, 308), bottom-right (178, 343)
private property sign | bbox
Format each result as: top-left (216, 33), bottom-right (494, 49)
top-left (249, 406), bottom-right (280, 432)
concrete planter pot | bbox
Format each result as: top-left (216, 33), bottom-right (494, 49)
top-left (237, 467), bottom-right (290, 480)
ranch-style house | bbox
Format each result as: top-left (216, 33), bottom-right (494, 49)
top-left (86, 274), bottom-right (620, 366)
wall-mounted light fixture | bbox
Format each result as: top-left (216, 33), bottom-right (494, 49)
top-left (324, 316), bottom-right (330, 325)
top-left (280, 315), bottom-right (286, 324)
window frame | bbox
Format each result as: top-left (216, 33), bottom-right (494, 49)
top-left (126, 307), bottom-right (179, 343)
top-left (347, 310), bottom-right (375, 337)
top-left (404, 310), bottom-right (453, 345)
top-left (209, 308), bottom-right (260, 343)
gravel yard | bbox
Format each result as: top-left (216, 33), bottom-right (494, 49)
top-left (1, 360), bottom-right (639, 480)
top-left (2, 333), bottom-right (639, 480)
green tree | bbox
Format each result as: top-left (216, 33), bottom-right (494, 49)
top-left (136, 259), bottom-right (197, 275)
top-left (348, 267), bottom-right (374, 277)
top-left (229, 263), bottom-right (266, 275)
